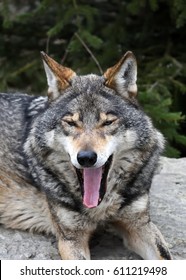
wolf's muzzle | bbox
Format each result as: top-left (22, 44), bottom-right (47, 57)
top-left (77, 150), bottom-right (97, 167)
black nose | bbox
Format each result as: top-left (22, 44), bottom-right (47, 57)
top-left (77, 150), bottom-right (97, 167)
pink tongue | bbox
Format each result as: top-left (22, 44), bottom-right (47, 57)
top-left (83, 167), bottom-right (102, 208)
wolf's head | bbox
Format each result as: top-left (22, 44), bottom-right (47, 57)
top-left (37, 51), bottom-right (159, 209)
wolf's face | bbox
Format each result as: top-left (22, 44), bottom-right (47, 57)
top-left (58, 79), bottom-right (138, 163)
top-left (38, 51), bottom-right (151, 208)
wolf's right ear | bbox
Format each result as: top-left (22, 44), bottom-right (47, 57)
top-left (104, 51), bottom-right (137, 99)
top-left (41, 52), bottom-right (76, 101)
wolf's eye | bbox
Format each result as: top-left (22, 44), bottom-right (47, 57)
top-left (62, 119), bottom-right (77, 127)
top-left (102, 120), bottom-right (114, 126)
top-left (65, 120), bottom-right (77, 127)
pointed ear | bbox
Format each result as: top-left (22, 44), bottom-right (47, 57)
top-left (104, 51), bottom-right (137, 99)
top-left (41, 52), bottom-right (76, 101)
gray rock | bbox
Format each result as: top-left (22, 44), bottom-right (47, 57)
top-left (0, 157), bottom-right (185, 259)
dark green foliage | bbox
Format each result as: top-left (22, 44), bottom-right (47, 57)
top-left (0, 0), bottom-right (186, 157)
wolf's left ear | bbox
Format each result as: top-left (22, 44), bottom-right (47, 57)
top-left (104, 51), bottom-right (137, 99)
top-left (41, 52), bottom-right (76, 101)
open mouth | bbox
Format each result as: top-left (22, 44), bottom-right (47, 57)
top-left (75, 155), bottom-right (113, 208)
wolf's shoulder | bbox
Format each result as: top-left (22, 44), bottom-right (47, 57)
top-left (0, 92), bottom-right (48, 117)
top-left (0, 92), bottom-right (34, 102)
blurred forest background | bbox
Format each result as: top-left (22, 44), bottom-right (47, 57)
top-left (0, 0), bottom-right (186, 157)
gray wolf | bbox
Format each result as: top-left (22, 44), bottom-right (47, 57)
top-left (0, 51), bottom-right (172, 259)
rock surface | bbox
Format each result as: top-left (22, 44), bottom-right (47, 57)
top-left (0, 157), bottom-right (185, 260)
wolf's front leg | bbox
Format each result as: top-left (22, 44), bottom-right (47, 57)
top-left (117, 220), bottom-right (172, 259)
top-left (49, 203), bottom-right (93, 259)
top-left (114, 199), bottom-right (172, 260)
top-left (58, 229), bottom-right (92, 260)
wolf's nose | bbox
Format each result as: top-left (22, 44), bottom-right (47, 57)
top-left (77, 150), bottom-right (97, 167)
